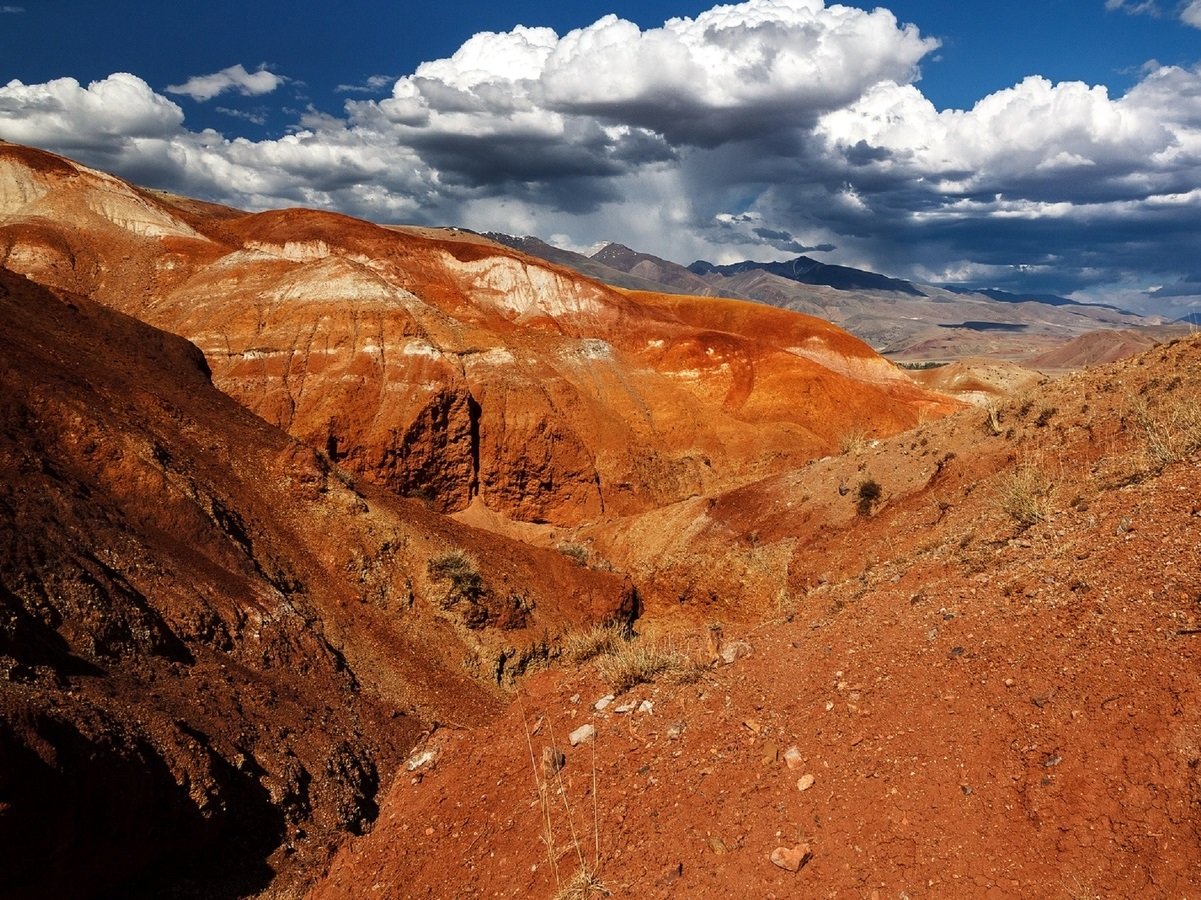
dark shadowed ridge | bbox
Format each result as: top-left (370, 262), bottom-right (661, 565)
top-left (941, 284), bottom-right (1129, 312)
top-left (690, 255), bottom-right (926, 296)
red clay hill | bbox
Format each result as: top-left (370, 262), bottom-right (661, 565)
top-left (0, 142), bottom-right (958, 530)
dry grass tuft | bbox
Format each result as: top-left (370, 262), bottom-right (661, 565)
top-left (595, 638), bottom-right (709, 693)
top-left (521, 700), bottom-right (609, 900)
top-left (840, 426), bottom-right (870, 455)
top-left (1129, 395), bottom-right (1201, 469)
top-left (560, 622), bottom-right (625, 664)
top-left (996, 462), bottom-right (1052, 527)
top-left (553, 866), bottom-right (610, 900)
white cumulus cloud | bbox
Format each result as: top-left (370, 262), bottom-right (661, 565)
top-left (0, 73), bottom-right (184, 151)
top-left (0, 1), bottom-right (1199, 311)
top-left (373, 1), bottom-right (937, 147)
top-left (166, 64), bottom-right (286, 102)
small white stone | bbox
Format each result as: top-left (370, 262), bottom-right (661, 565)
top-left (796, 773), bottom-right (816, 792)
top-left (720, 640), bottom-right (752, 664)
top-left (638, 700), bottom-right (654, 715)
top-left (405, 749), bottom-right (438, 771)
top-left (594, 694), bottom-right (615, 711)
top-left (569, 724), bottom-right (597, 746)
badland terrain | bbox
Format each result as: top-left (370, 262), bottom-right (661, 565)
top-left (1, 141), bottom-right (1199, 898)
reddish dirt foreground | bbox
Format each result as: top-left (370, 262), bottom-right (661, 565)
top-left (312, 337), bottom-right (1201, 899)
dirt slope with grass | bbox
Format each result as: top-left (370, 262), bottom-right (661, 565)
top-left (311, 335), bottom-right (1201, 898)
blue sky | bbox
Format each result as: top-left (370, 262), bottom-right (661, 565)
top-left (2, 1), bottom-right (1200, 314)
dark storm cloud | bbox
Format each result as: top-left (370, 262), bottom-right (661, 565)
top-left (1, 4), bottom-right (1199, 310)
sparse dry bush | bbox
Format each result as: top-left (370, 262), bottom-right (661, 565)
top-left (996, 463), bottom-right (1051, 527)
top-left (559, 622), bottom-right (625, 664)
top-left (595, 637), bottom-right (708, 693)
top-left (558, 543), bottom-right (590, 567)
top-left (520, 703), bottom-right (609, 900)
top-left (427, 550), bottom-right (491, 626)
top-left (840, 426), bottom-right (869, 455)
top-left (428, 550), bottom-right (485, 603)
top-left (1129, 395), bottom-right (1201, 469)
top-left (856, 478), bottom-right (882, 516)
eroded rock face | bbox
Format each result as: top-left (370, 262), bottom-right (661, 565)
top-left (0, 268), bottom-right (633, 897)
top-left (0, 143), bottom-right (961, 529)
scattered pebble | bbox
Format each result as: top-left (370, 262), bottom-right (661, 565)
top-left (667, 722), bottom-right (686, 741)
top-left (541, 746), bottom-right (566, 779)
top-left (796, 774), bottom-right (816, 792)
top-left (783, 746), bottom-right (804, 770)
top-left (721, 640), bottom-right (752, 664)
top-left (595, 694), bottom-right (615, 711)
top-left (709, 836), bottom-right (728, 855)
top-left (405, 749), bottom-right (438, 771)
top-left (660, 862), bottom-right (684, 886)
top-left (569, 724), bottom-right (597, 746)
top-left (638, 699), bottom-right (654, 715)
top-left (770, 843), bottom-right (813, 872)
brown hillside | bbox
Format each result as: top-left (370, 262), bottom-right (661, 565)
top-left (1025, 327), bottom-right (1194, 372)
top-left (9, 141), bottom-right (1195, 900)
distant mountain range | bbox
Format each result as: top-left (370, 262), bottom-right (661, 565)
top-left (486, 234), bottom-right (1155, 360)
top-left (939, 284), bottom-right (1105, 309)
top-left (689, 255), bottom-right (925, 296)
